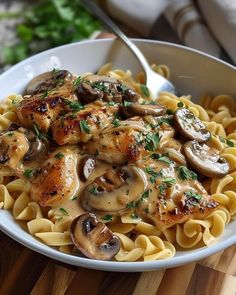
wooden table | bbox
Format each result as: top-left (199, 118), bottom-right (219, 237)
top-left (1, 7), bottom-right (236, 295)
top-left (1, 230), bottom-right (236, 295)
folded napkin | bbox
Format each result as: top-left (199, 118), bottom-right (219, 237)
top-left (101, 0), bottom-right (236, 64)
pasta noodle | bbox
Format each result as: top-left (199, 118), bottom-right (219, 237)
top-left (0, 63), bottom-right (235, 262)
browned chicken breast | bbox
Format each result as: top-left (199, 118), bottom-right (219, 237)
top-left (0, 130), bottom-right (29, 169)
top-left (17, 81), bottom-right (77, 132)
top-left (30, 147), bottom-right (80, 207)
top-left (51, 105), bottom-right (118, 145)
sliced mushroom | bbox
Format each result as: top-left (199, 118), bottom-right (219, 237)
top-left (173, 108), bottom-right (210, 142)
top-left (74, 75), bottom-right (140, 104)
top-left (183, 140), bottom-right (229, 177)
top-left (25, 70), bottom-right (72, 95)
top-left (70, 213), bottom-right (120, 260)
top-left (17, 127), bottom-right (46, 161)
top-left (121, 102), bottom-right (166, 117)
top-left (81, 166), bottom-right (147, 212)
top-left (79, 156), bottom-right (96, 181)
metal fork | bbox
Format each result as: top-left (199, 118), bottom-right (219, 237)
top-left (81, 0), bottom-right (176, 98)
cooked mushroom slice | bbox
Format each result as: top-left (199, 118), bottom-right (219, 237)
top-left (70, 213), bottom-right (120, 260)
top-left (173, 108), bottom-right (210, 142)
top-left (25, 70), bottom-right (72, 95)
top-left (121, 102), bottom-right (166, 117)
top-left (79, 156), bottom-right (96, 181)
top-left (17, 128), bottom-right (46, 161)
top-left (183, 141), bottom-right (229, 178)
top-left (74, 75), bottom-right (140, 104)
top-left (81, 166), bottom-right (147, 212)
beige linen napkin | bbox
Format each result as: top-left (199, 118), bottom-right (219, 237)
top-left (101, 0), bottom-right (235, 64)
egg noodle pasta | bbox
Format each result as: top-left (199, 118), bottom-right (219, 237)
top-left (0, 63), bottom-right (236, 262)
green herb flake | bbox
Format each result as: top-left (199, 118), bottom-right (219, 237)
top-left (151, 153), bottom-right (172, 164)
top-left (51, 67), bottom-right (60, 75)
top-left (226, 139), bottom-right (234, 147)
top-left (92, 82), bottom-right (108, 92)
top-left (126, 201), bottom-right (136, 209)
top-left (59, 208), bottom-right (69, 216)
top-left (23, 169), bottom-right (34, 178)
top-left (66, 100), bottom-right (84, 112)
top-left (145, 167), bottom-right (162, 183)
top-left (112, 118), bottom-right (120, 127)
top-left (101, 215), bottom-right (113, 221)
top-left (178, 166), bottom-right (198, 181)
top-left (162, 178), bottom-right (176, 186)
top-left (88, 186), bottom-right (98, 194)
top-left (144, 133), bottom-right (160, 151)
top-left (70, 195), bottom-right (77, 201)
top-left (123, 100), bottom-right (132, 107)
top-left (73, 76), bottom-right (82, 86)
top-left (177, 101), bottom-right (184, 107)
top-left (141, 189), bottom-right (151, 201)
top-left (140, 84), bottom-right (150, 97)
top-left (131, 213), bottom-right (138, 219)
top-left (55, 152), bottom-right (64, 159)
top-left (167, 109), bottom-right (174, 115)
top-left (79, 120), bottom-right (90, 134)
top-left (7, 132), bottom-right (14, 137)
top-left (185, 190), bottom-right (202, 201)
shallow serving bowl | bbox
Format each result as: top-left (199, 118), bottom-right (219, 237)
top-left (0, 39), bottom-right (236, 272)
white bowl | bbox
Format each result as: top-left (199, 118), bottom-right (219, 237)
top-left (0, 39), bottom-right (236, 272)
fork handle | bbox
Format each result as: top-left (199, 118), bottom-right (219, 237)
top-left (80, 0), bottom-right (150, 78)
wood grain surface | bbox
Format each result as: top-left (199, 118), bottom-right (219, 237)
top-left (0, 231), bottom-right (236, 295)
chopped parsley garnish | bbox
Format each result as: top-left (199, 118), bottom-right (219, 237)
top-left (112, 118), bottom-right (120, 127)
top-left (73, 76), bottom-right (82, 86)
top-left (70, 195), bottom-right (77, 201)
top-left (219, 136), bottom-right (234, 147)
top-left (101, 215), bottom-right (113, 221)
top-left (88, 186), bottom-right (98, 194)
top-left (185, 190), bottom-right (202, 201)
top-left (51, 68), bottom-right (60, 75)
top-left (33, 124), bottom-right (49, 141)
top-left (131, 213), bottom-right (139, 219)
top-left (162, 178), bottom-right (176, 185)
top-left (177, 166), bottom-right (198, 181)
top-left (167, 109), bottom-right (174, 115)
top-left (41, 89), bottom-right (49, 99)
top-left (120, 84), bottom-right (128, 92)
top-left (55, 152), bottom-right (64, 159)
top-left (66, 100), bottom-right (84, 112)
top-left (145, 167), bottom-right (162, 183)
top-left (123, 100), bottom-right (132, 107)
top-left (59, 208), bottom-right (69, 216)
top-left (141, 189), bottom-right (152, 201)
top-left (23, 169), bottom-right (34, 178)
top-left (151, 153), bottom-right (172, 164)
top-left (156, 116), bottom-right (173, 126)
top-left (107, 101), bottom-right (116, 106)
top-left (126, 201), bottom-right (136, 209)
top-left (79, 120), bottom-right (90, 133)
top-left (92, 82), bottom-right (108, 92)
top-left (177, 101), bottom-right (184, 107)
top-left (7, 132), bottom-right (14, 137)
top-left (12, 99), bottom-right (17, 105)
top-left (140, 84), bottom-right (150, 97)
top-left (144, 133), bottom-right (160, 151)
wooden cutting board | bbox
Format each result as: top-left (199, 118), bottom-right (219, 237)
top-left (0, 231), bottom-right (235, 295)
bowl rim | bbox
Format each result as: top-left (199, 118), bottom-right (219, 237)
top-left (0, 38), bottom-right (236, 272)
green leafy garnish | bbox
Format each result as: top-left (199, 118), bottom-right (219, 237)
top-left (140, 84), bottom-right (150, 97)
top-left (219, 136), bottom-right (234, 147)
top-left (55, 152), bottom-right (64, 159)
top-left (177, 166), bottom-right (198, 181)
top-left (33, 124), bottom-right (49, 141)
top-left (79, 120), bottom-right (90, 134)
top-left (131, 213), bottom-right (139, 219)
top-left (88, 186), bottom-right (98, 194)
top-left (101, 215), bottom-right (113, 221)
top-left (177, 101), bottom-right (184, 107)
top-left (123, 100), bottom-right (132, 107)
top-left (150, 153), bottom-right (173, 164)
top-left (162, 178), bottom-right (176, 185)
top-left (70, 195), bottom-right (77, 201)
top-left (112, 118), bottom-right (120, 127)
top-left (23, 169), bottom-right (34, 178)
top-left (145, 167), bottom-right (163, 183)
top-left (141, 189), bottom-right (152, 201)
top-left (92, 82), bottom-right (108, 92)
top-left (59, 207), bottom-right (69, 216)
top-left (73, 76), bottom-right (82, 86)
top-left (185, 190), bottom-right (202, 201)
top-left (66, 100), bottom-right (84, 111)
top-left (7, 132), bottom-right (14, 137)
top-left (144, 133), bottom-right (160, 151)
top-left (126, 201), bottom-right (136, 209)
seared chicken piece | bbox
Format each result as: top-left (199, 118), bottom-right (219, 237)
top-left (51, 105), bottom-right (118, 145)
top-left (17, 82), bottom-right (77, 132)
top-left (83, 127), bottom-right (144, 165)
top-left (0, 130), bottom-right (29, 169)
top-left (30, 147), bottom-right (80, 207)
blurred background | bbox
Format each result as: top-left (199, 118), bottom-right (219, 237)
top-left (0, 0), bottom-right (235, 73)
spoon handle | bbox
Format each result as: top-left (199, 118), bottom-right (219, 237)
top-left (80, 0), bottom-right (150, 77)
